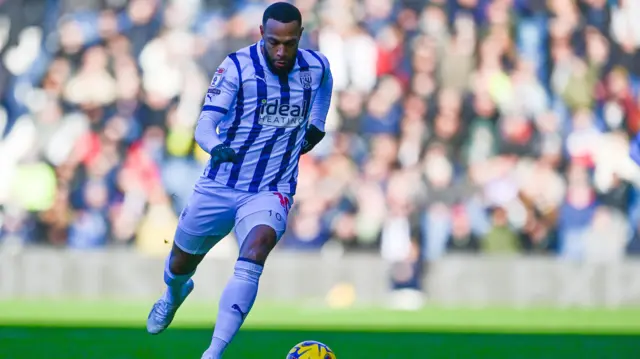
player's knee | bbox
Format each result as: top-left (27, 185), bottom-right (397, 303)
top-left (238, 225), bottom-right (278, 265)
top-left (169, 243), bottom-right (205, 275)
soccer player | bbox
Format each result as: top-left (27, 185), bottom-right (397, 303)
top-left (145, 2), bottom-right (332, 358)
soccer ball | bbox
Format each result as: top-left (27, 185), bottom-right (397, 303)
top-left (286, 340), bottom-right (336, 359)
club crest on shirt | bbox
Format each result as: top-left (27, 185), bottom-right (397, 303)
top-left (300, 70), bottom-right (312, 89)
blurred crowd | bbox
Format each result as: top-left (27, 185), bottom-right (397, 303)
top-left (2, 0), bottom-right (640, 273)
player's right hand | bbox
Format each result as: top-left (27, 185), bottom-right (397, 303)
top-left (210, 144), bottom-right (238, 165)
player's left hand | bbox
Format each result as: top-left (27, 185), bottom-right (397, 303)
top-left (301, 125), bottom-right (325, 155)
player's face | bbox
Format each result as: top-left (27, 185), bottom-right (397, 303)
top-left (260, 19), bottom-right (303, 75)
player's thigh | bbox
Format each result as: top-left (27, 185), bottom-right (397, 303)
top-left (234, 191), bottom-right (293, 246)
top-left (175, 188), bottom-right (236, 255)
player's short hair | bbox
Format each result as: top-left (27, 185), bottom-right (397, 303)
top-left (262, 2), bottom-right (302, 28)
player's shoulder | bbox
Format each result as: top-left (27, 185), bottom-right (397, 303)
top-left (217, 45), bottom-right (254, 77)
top-left (231, 43), bottom-right (255, 62)
top-left (299, 48), bottom-right (330, 68)
top-left (299, 49), bottom-right (330, 79)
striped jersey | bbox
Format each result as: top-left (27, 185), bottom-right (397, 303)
top-left (200, 41), bottom-right (331, 195)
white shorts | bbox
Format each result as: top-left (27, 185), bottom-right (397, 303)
top-left (175, 176), bottom-right (293, 255)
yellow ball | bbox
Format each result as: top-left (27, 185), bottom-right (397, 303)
top-left (286, 341), bottom-right (337, 359)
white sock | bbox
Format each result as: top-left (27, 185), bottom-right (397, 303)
top-left (163, 255), bottom-right (194, 303)
top-left (208, 258), bottom-right (263, 358)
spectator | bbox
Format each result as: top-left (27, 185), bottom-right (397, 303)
top-left (0, 0), bottom-right (639, 270)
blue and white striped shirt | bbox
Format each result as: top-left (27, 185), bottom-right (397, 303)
top-left (197, 41), bottom-right (332, 195)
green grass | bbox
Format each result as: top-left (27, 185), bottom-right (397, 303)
top-left (1, 301), bottom-right (639, 358)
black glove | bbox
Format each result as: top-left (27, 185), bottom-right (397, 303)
top-left (301, 124), bottom-right (325, 155)
top-left (210, 144), bottom-right (238, 165)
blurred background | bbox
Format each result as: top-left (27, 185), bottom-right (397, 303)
top-left (2, 0), bottom-right (640, 358)
top-left (2, 0), bottom-right (640, 314)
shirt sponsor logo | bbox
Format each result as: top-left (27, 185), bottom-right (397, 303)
top-left (258, 99), bottom-right (308, 128)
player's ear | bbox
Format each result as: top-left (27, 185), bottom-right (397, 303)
top-left (299, 26), bottom-right (304, 38)
top-left (260, 25), bottom-right (264, 36)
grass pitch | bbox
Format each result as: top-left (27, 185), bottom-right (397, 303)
top-left (1, 300), bottom-right (639, 358)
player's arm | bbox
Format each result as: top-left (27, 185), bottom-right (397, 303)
top-left (631, 132), bottom-right (640, 166)
top-left (195, 57), bottom-right (240, 164)
top-left (301, 55), bottom-right (333, 155)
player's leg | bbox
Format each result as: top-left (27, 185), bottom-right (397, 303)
top-left (202, 192), bottom-right (292, 358)
top-left (147, 188), bottom-right (236, 335)
top-left (147, 231), bottom-right (225, 334)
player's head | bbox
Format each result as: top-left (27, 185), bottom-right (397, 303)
top-left (260, 2), bottom-right (303, 75)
